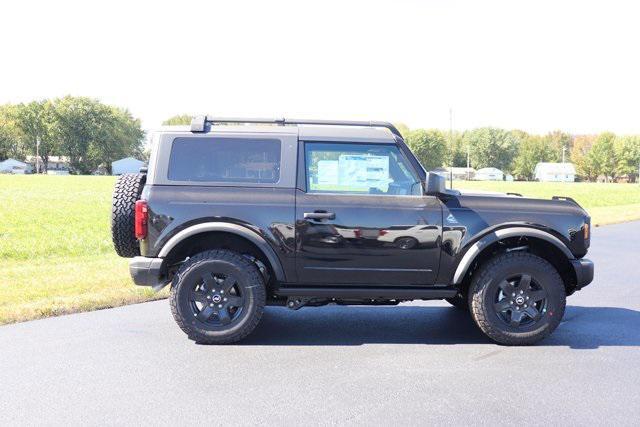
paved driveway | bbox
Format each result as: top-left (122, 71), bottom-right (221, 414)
top-left (1, 222), bottom-right (639, 425)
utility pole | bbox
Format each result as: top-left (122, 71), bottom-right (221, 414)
top-left (467, 145), bottom-right (470, 180)
top-left (36, 136), bottom-right (40, 174)
top-left (449, 108), bottom-right (453, 188)
top-left (562, 145), bottom-right (566, 164)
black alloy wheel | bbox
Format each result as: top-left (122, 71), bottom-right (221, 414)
top-left (469, 252), bottom-right (566, 345)
top-left (492, 274), bottom-right (548, 327)
top-left (187, 272), bottom-right (245, 326)
top-left (170, 249), bottom-right (266, 344)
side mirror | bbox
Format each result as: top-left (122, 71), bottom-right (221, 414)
top-left (425, 172), bottom-right (446, 195)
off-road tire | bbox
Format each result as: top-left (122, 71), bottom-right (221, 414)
top-left (170, 250), bottom-right (266, 344)
top-left (445, 294), bottom-right (469, 310)
top-left (469, 252), bottom-right (566, 346)
top-left (111, 173), bottom-right (146, 257)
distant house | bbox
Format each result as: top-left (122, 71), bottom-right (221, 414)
top-left (112, 157), bottom-right (145, 175)
top-left (25, 155), bottom-right (70, 174)
top-left (0, 158), bottom-right (31, 174)
top-left (431, 167), bottom-right (475, 180)
top-left (475, 167), bottom-right (504, 181)
top-left (534, 162), bottom-right (576, 182)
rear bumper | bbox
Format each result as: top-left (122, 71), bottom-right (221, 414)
top-left (129, 257), bottom-right (166, 290)
top-left (571, 258), bottom-right (594, 290)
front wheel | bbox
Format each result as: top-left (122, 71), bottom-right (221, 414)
top-left (469, 252), bottom-right (566, 345)
top-left (170, 249), bottom-right (266, 344)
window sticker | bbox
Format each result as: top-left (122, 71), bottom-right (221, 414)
top-left (317, 160), bottom-right (339, 185)
top-left (332, 154), bottom-right (391, 191)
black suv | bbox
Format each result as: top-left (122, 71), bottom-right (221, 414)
top-left (111, 117), bottom-right (593, 345)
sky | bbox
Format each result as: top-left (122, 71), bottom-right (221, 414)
top-left (1, 0), bottom-right (639, 135)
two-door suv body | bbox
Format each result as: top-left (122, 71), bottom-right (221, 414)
top-left (111, 117), bottom-right (593, 345)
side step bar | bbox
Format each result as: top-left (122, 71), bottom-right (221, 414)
top-left (275, 286), bottom-right (458, 299)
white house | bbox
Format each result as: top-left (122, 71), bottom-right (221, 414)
top-left (534, 162), bottom-right (576, 182)
top-left (112, 157), bottom-right (145, 175)
top-left (0, 158), bottom-right (31, 174)
top-left (25, 155), bottom-right (70, 174)
top-left (475, 167), bottom-right (504, 181)
top-left (431, 167), bottom-right (475, 180)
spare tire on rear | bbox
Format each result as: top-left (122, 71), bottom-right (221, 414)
top-left (111, 173), bottom-right (146, 257)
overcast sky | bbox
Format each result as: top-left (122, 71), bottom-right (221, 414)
top-left (1, 0), bottom-right (639, 134)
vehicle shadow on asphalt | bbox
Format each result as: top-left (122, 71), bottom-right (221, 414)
top-left (236, 305), bottom-right (640, 349)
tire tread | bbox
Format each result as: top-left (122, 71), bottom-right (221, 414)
top-left (469, 252), bottom-right (566, 345)
top-left (169, 249), bottom-right (266, 344)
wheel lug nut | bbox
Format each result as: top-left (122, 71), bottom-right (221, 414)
top-left (221, 290), bottom-right (224, 294)
top-left (218, 304), bottom-right (222, 308)
top-left (526, 296), bottom-right (529, 300)
top-left (209, 303), bottom-right (214, 307)
top-left (520, 290), bottom-right (524, 294)
top-left (512, 293), bottom-right (515, 297)
top-left (223, 298), bottom-right (227, 301)
top-left (207, 296), bottom-right (211, 299)
top-left (524, 304), bottom-right (528, 308)
top-left (510, 300), bottom-right (514, 305)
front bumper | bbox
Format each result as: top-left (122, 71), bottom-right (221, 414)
top-left (129, 257), bottom-right (167, 291)
top-left (571, 258), bottom-right (594, 290)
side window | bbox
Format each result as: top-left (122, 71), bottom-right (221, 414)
top-left (168, 137), bottom-right (281, 183)
top-left (305, 142), bottom-right (422, 196)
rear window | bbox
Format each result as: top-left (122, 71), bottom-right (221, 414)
top-left (168, 137), bottom-right (281, 183)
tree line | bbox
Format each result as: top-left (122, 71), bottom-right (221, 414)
top-left (398, 124), bottom-right (640, 182)
top-left (0, 96), bottom-right (145, 174)
top-left (163, 115), bottom-right (640, 182)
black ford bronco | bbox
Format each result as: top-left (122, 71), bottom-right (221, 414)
top-left (111, 117), bottom-right (593, 345)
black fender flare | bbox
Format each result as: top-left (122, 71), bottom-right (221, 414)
top-left (158, 222), bottom-right (286, 282)
top-left (452, 227), bottom-right (574, 284)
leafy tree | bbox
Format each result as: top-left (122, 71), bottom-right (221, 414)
top-left (542, 130), bottom-right (573, 163)
top-left (571, 135), bottom-right (597, 181)
top-left (13, 100), bottom-right (56, 172)
top-left (162, 115), bottom-right (193, 126)
top-left (445, 131), bottom-right (468, 168)
top-left (588, 132), bottom-right (617, 181)
top-left (512, 134), bottom-right (556, 180)
top-left (405, 129), bottom-right (447, 171)
top-left (88, 107), bottom-right (145, 174)
top-left (614, 135), bottom-right (640, 182)
top-left (51, 96), bottom-right (144, 174)
top-left (394, 122), bottom-right (411, 139)
top-left (463, 127), bottom-right (518, 172)
top-left (0, 105), bottom-right (25, 161)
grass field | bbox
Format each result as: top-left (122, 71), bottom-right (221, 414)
top-left (1, 175), bottom-right (639, 325)
top-left (0, 175), bottom-right (166, 325)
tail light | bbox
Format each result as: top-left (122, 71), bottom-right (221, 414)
top-left (379, 229), bottom-right (388, 236)
top-left (135, 200), bottom-right (148, 240)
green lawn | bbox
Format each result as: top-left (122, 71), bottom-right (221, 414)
top-left (0, 176), bottom-right (638, 325)
top-left (0, 175), bottom-right (166, 325)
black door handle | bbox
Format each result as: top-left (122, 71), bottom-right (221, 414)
top-left (304, 211), bottom-right (336, 220)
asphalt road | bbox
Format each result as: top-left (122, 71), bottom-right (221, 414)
top-left (1, 222), bottom-right (639, 426)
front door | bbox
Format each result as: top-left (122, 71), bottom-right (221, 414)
top-left (295, 141), bottom-right (442, 286)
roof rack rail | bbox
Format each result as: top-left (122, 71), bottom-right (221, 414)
top-left (189, 116), bottom-right (404, 138)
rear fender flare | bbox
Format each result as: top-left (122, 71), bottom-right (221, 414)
top-left (452, 227), bottom-right (574, 284)
top-left (158, 222), bottom-right (286, 282)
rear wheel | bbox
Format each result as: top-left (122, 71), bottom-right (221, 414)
top-left (170, 249), bottom-right (266, 344)
top-left (469, 252), bottom-right (566, 345)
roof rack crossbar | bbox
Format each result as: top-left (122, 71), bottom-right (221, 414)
top-left (190, 116), bottom-right (403, 138)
